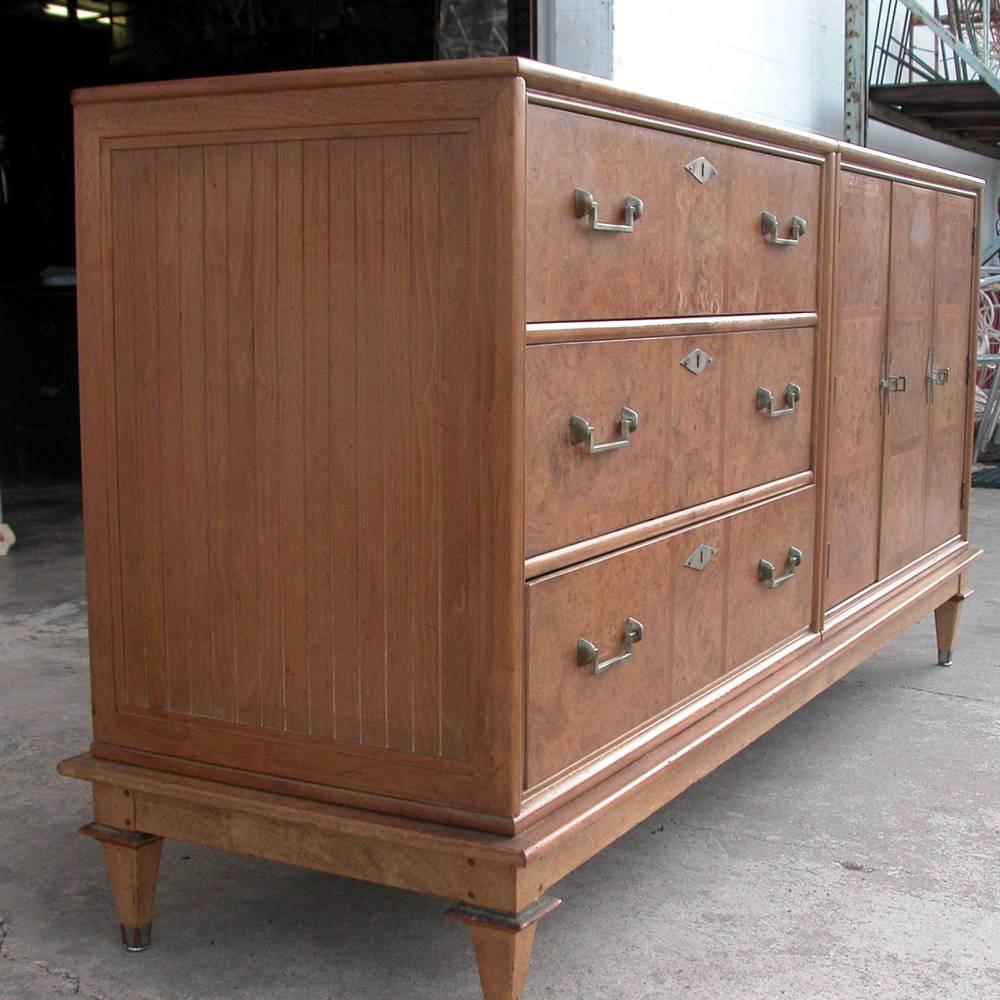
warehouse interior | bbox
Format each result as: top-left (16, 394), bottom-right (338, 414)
top-left (1, 2), bottom-right (998, 999)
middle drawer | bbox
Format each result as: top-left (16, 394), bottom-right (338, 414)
top-left (525, 327), bottom-right (815, 556)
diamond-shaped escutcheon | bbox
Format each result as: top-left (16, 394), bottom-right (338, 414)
top-left (680, 347), bottom-right (714, 375)
top-left (684, 544), bottom-right (717, 571)
top-left (684, 156), bottom-right (718, 184)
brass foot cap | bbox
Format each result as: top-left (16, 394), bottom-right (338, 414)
top-left (120, 923), bottom-right (152, 952)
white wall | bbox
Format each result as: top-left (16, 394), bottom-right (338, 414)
top-left (612, 0), bottom-right (846, 135)
top-left (538, 0), bottom-right (613, 77)
top-left (546, 0), bottom-right (1000, 233)
top-left (868, 121), bottom-right (999, 239)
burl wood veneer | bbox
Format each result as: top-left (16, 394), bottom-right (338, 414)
top-left (61, 58), bottom-right (983, 999)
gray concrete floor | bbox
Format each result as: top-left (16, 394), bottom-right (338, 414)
top-left (0, 481), bottom-right (997, 1000)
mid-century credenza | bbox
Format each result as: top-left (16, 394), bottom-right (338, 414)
top-left (60, 57), bottom-right (982, 998)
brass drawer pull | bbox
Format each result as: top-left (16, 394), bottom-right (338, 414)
top-left (761, 211), bottom-right (807, 246)
top-left (756, 383), bottom-right (801, 418)
top-left (574, 188), bottom-right (644, 233)
top-left (758, 546), bottom-right (804, 589)
top-left (569, 407), bottom-right (639, 454)
top-left (577, 618), bottom-right (644, 675)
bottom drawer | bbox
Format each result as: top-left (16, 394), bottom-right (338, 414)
top-left (525, 486), bottom-right (816, 788)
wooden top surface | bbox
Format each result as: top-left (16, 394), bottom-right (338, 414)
top-left (71, 57), bottom-right (983, 192)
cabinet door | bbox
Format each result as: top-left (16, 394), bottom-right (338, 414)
top-left (825, 172), bottom-right (890, 610)
top-left (924, 191), bottom-right (975, 549)
top-left (879, 182), bottom-right (936, 577)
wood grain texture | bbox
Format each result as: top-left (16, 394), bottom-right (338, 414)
top-left (526, 105), bottom-right (820, 322)
top-left (524, 339), bottom-right (667, 555)
top-left (74, 62), bottom-right (983, 849)
top-left (525, 488), bottom-right (815, 787)
top-left (525, 328), bottom-right (814, 556)
top-left (825, 171), bottom-right (890, 609)
top-left (468, 923), bottom-right (538, 1000)
top-left (879, 182), bottom-right (936, 577)
top-left (524, 472), bottom-right (814, 579)
top-left (58, 541), bottom-right (981, 900)
top-left (71, 56), bottom-right (839, 160)
top-left (924, 191), bottom-right (975, 550)
top-left (933, 590), bottom-right (970, 663)
top-left (97, 837), bottom-right (163, 938)
top-left (725, 487), bottom-right (815, 670)
top-left (837, 143), bottom-right (984, 193)
top-left (78, 78), bottom-right (525, 819)
top-left (808, 151), bottom-right (839, 628)
top-left (720, 328), bottom-right (815, 495)
top-left (515, 546), bottom-right (979, 887)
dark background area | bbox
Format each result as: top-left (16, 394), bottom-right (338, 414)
top-left (0, 0), bottom-right (533, 482)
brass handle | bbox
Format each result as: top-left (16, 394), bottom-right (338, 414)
top-left (879, 353), bottom-right (893, 415)
top-left (756, 383), bottom-right (801, 418)
top-left (927, 350), bottom-right (950, 393)
top-left (758, 547), bottom-right (804, 589)
top-left (761, 212), bottom-right (807, 246)
top-left (881, 374), bottom-right (907, 392)
top-left (569, 407), bottom-right (639, 454)
top-left (577, 618), bottom-right (644, 675)
top-left (879, 353), bottom-right (907, 415)
top-left (575, 188), bottom-right (644, 233)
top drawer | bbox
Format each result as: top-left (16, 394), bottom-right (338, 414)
top-left (526, 105), bottom-right (822, 323)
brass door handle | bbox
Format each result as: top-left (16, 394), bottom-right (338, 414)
top-left (761, 212), bottom-right (807, 246)
top-left (758, 546), bottom-right (803, 589)
top-left (927, 350), bottom-right (950, 391)
top-left (577, 618), bottom-right (644, 675)
top-left (569, 407), bottom-right (639, 453)
top-left (756, 383), bottom-right (801, 418)
top-left (879, 353), bottom-right (908, 414)
top-left (575, 188), bottom-right (644, 233)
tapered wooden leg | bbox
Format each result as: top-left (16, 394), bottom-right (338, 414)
top-left (81, 823), bottom-right (163, 951)
top-left (934, 590), bottom-right (971, 666)
top-left (447, 897), bottom-right (560, 1000)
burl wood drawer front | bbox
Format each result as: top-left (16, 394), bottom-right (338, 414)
top-left (526, 105), bottom-right (821, 322)
top-left (525, 487), bottom-right (815, 787)
top-left (525, 328), bottom-right (815, 556)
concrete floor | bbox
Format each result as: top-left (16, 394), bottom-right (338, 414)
top-left (0, 481), bottom-right (997, 1000)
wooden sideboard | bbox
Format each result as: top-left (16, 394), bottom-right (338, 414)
top-left (60, 58), bottom-right (982, 998)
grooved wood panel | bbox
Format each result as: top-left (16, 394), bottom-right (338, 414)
top-left (525, 105), bottom-right (820, 322)
top-left (525, 487), bottom-right (815, 787)
top-left (825, 172), bottom-right (890, 610)
top-left (80, 73), bottom-right (529, 824)
top-left (109, 135), bottom-right (466, 754)
top-left (880, 183), bottom-right (935, 577)
top-left (924, 191), bottom-right (975, 549)
top-left (524, 328), bottom-right (814, 556)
